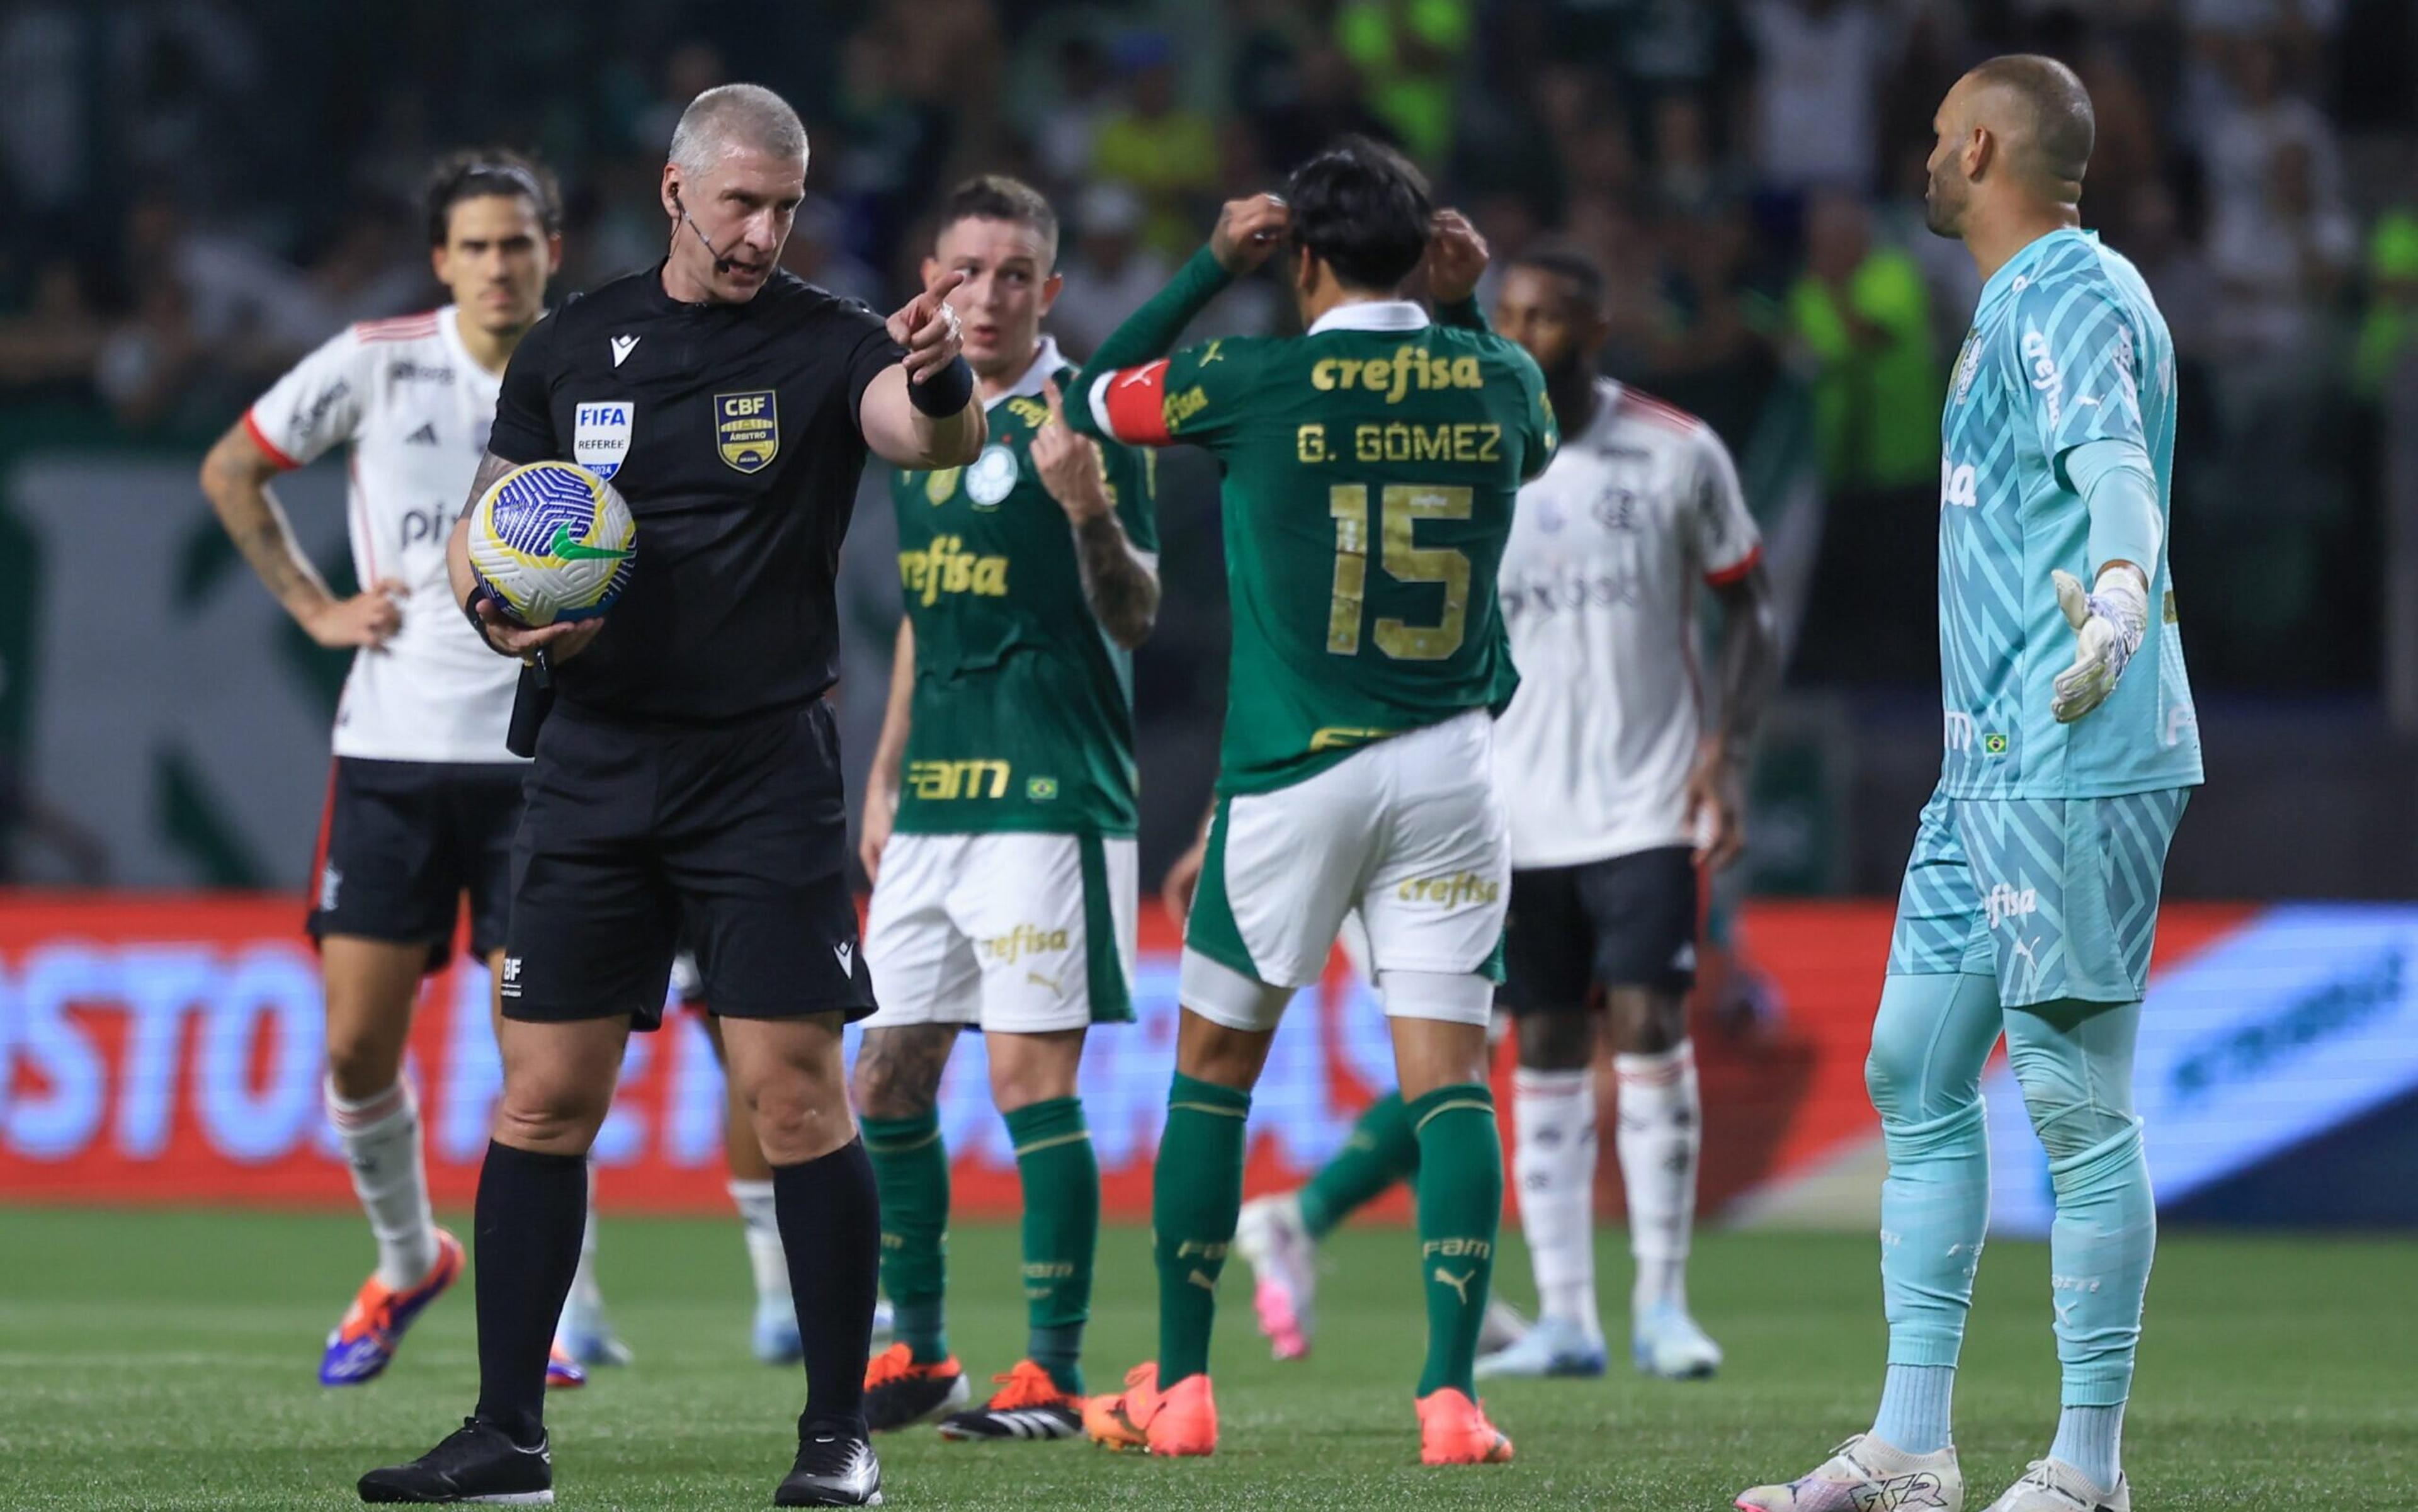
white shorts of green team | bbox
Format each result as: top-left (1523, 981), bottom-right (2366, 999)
top-left (861, 830), bottom-right (1140, 1033)
top-left (1181, 708), bottom-right (1509, 1033)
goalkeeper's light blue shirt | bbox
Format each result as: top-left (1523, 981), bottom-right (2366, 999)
top-left (1936, 227), bottom-right (2204, 799)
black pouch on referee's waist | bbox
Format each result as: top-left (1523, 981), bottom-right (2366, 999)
top-left (506, 656), bottom-right (556, 758)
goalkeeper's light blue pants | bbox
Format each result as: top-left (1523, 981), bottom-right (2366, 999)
top-left (1868, 972), bottom-right (2154, 1406)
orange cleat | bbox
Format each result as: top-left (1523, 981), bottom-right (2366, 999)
top-left (545, 1342), bottom-right (587, 1389)
top-left (1417, 1387), bottom-right (1514, 1465)
top-left (317, 1230), bottom-right (465, 1386)
top-left (1084, 1361), bottom-right (1217, 1456)
top-left (863, 1341), bottom-right (970, 1431)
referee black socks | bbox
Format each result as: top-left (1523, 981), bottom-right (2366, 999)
top-left (471, 1139), bottom-right (587, 1447)
top-left (773, 1137), bottom-right (883, 1435)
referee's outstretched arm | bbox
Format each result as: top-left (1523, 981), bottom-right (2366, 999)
top-left (858, 270), bottom-right (987, 470)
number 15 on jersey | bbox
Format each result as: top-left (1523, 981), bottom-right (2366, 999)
top-left (1328, 483), bottom-right (1473, 661)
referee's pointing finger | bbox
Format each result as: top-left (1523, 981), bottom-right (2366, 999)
top-left (887, 271), bottom-right (966, 344)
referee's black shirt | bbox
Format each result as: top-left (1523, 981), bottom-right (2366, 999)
top-left (487, 263), bottom-right (904, 723)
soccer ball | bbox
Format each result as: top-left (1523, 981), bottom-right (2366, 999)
top-left (466, 460), bottom-right (635, 626)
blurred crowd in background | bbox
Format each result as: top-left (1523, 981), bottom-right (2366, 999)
top-left (3, 0), bottom-right (2415, 700)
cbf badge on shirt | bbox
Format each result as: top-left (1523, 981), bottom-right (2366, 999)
top-left (574, 402), bottom-right (633, 479)
top-left (717, 390), bottom-right (779, 474)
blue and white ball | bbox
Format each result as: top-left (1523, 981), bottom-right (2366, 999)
top-left (467, 460), bottom-right (635, 626)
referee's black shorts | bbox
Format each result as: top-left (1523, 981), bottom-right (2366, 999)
top-left (501, 696), bottom-right (875, 1028)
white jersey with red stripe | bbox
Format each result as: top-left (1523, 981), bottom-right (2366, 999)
top-left (1493, 378), bottom-right (1761, 868)
top-left (244, 306), bottom-right (521, 764)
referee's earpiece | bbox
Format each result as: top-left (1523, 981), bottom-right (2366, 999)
top-left (670, 184), bottom-right (734, 275)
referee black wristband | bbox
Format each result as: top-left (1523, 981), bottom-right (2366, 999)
top-left (907, 355), bottom-right (975, 416)
top-left (462, 584), bottom-right (509, 655)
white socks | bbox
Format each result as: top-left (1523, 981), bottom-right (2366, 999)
top-left (1615, 1040), bottom-right (1701, 1317)
top-left (326, 1076), bottom-right (438, 1290)
top-left (1512, 1067), bottom-right (1601, 1338)
top-left (730, 1178), bottom-right (792, 1306)
top-left (565, 1159), bottom-right (605, 1318)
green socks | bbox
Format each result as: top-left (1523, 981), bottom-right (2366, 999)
top-left (1409, 1083), bottom-right (1502, 1399)
top-left (1005, 1096), bottom-right (1098, 1395)
top-left (1299, 1091), bottom-right (1419, 1239)
top-left (866, 1096), bottom-right (1103, 1395)
top-left (1152, 1072), bottom-right (1252, 1388)
top-left (861, 1111), bottom-right (950, 1363)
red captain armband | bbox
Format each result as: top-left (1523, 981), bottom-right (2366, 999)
top-left (1098, 360), bottom-right (1174, 445)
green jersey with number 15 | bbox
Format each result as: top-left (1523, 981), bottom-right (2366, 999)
top-left (1084, 301), bottom-right (1555, 795)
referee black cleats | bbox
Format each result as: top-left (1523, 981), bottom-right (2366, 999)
top-left (936, 1360), bottom-right (1084, 1441)
top-left (775, 1425), bottom-right (883, 1506)
top-left (358, 1417), bottom-right (552, 1504)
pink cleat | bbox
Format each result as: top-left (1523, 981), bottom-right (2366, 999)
top-left (1235, 1195), bottom-right (1315, 1361)
top-left (1254, 1277), bottom-right (1310, 1362)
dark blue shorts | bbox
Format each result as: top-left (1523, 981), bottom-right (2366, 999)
top-left (307, 758), bottom-right (524, 970)
top-left (1500, 845), bottom-right (1699, 1011)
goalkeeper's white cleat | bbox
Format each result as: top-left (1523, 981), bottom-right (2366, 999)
top-left (1734, 1434), bottom-right (1963, 1511)
top-left (1980, 1459), bottom-right (2128, 1512)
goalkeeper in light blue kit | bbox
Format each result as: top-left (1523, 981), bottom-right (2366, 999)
top-left (1739, 56), bottom-right (2201, 1512)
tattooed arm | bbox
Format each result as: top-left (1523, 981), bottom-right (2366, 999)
top-left (1032, 377), bottom-right (1159, 649)
top-left (198, 420), bottom-right (405, 649)
top-left (1686, 560), bottom-right (1781, 872)
top-left (1069, 511), bottom-right (1161, 651)
top-left (445, 450), bottom-right (516, 626)
top-left (445, 450), bottom-right (603, 662)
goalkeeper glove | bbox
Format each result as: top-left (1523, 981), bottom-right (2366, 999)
top-left (2049, 564), bottom-right (2148, 724)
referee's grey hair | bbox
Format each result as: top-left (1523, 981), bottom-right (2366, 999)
top-left (669, 84), bottom-right (808, 178)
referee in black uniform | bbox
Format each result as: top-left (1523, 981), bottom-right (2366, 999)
top-left (360, 84), bottom-right (983, 1509)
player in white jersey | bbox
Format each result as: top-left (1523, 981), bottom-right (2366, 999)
top-left (1229, 242), bottom-right (1779, 1382)
top-left (198, 152), bottom-right (610, 1389)
top-left (1477, 243), bottom-right (1778, 1381)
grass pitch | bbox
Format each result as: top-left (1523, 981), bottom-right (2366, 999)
top-left (1, 1208), bottom-right (2412, 1508)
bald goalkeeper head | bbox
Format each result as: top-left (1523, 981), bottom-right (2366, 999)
top-left (1924, 54), bottom-right (2097, 281)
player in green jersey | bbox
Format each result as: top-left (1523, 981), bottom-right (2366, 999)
top-left (852, 176), bottom-right (1161, 1441)
top-left (1064, 137), bottom-right (1555, 1465)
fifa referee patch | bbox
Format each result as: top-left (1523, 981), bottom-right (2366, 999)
top-left (574, 402), bottom-right (633, 479)
top-left (716, 391), bottom-right (779, 474)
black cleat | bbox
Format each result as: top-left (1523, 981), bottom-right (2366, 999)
top-left (936, 1361), bottom-right (1084, 1441)
top-left (774, 1427), bottom-right (883, 1506)
top-left (358, 1417), bottom-right (552, 1504)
